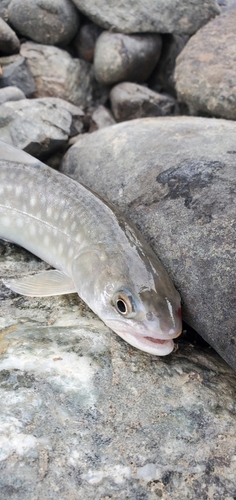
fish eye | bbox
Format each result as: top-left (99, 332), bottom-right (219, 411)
top-left (112, 289), bottom-right (134, 317)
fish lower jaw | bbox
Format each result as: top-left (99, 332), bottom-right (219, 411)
top-left (117, 330), bottom-right (175, 356)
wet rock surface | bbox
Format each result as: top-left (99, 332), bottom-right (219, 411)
top-left (175, 8), bottom-right (236, 119)
top-left (0, 240), bottom-right (236, 500)
top-left (61, 116), bottom-right (236, 372)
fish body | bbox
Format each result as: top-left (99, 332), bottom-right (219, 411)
top-left (0, 141), bottom-right (182, 355)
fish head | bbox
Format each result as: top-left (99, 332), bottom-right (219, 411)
top-left (103, 282), bottom-right (182, 356)
top-left (73, 244), bottom-right (182, 356)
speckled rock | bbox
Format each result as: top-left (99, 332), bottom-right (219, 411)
top-left (74, 22), bottom-right (103, 62)
top-left (71, 0), bottom-right (220, 34)
top-left (0, 240), bottom-right (236, 499)
top-left (0, 54), bottom-right (36, 97)
top-left (175, 8), bottom-right (236, 119)
top-left (0, 16), bottom-right (20, 55)
top-left (110, 82), bottom-right (176, 121)
top-left (94, 32), bottom-right (162, 85)
top-left (8, 0), bottom-right (80, 46)
top-left (60, 116), bottom-right (236, 372)
top-left (0, 97), bottom-right (84, 157)
top-left (0, 85), bottom-right (25, 104)
top-left (20, 42), bottom-right (106, 110)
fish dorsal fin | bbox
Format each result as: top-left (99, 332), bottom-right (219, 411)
top-left (3, 270), bottom-right (76, 297)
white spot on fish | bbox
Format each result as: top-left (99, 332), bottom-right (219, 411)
top-left (68, 248), bottom-right (73, 258)
top-left (62, 211), bottom-right (68, 221)
top-left (29, 225), bottom-right (36, 236)
top-left (58, 243), bottom-right (63, 255)
top-left (53, 228), bottom-right (58, 237)
top-left (47, 207), bottom-right (52, 217)
top-left (44, 235), bottom-right (50, 246)
top-left (75, 234), bottom-right (81, 243)
top-left (15, 186), bottom-right (23, 197)
top-left (16, 218), bottom-right (23, 228)
top-left (2, 216), bottom-right (10, 226)
top-left (54, 212), bottom-right (59, 221)
top-left (30, 196), bottom-right (36, 207)
top-left (165, 298), bottom-right (176, 329)
top-left (71, 221), bottom-right (76, 231)
top-left (36, 212), bottom-right (42, 220)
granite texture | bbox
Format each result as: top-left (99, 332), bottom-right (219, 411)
top-left (0, 240), bottom-right (236, 499)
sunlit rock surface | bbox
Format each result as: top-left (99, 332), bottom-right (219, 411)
top-left (0, 240), bottom-right (236, 499)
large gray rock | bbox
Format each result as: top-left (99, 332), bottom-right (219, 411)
top-left (20, 41), bottom-right (108, 110)
top-left (175, 8), bottom-right (236, 119)
top-left (0, 240), bottom-right (236, 499)
top-left (0, 16), bottom-right (20, 55)
top-left (72, 0), bottom-right (220, 34)
top-left (0, 54), bottom-right (36, 97)
top-left (8, 0), bottom-right (80, 46)
top-left (60, 116), bottom-right (236, 372)
top-left (0, 97), bottom-right (84, 157)
top-left (110, 82), bottom-right (176, 121)
top-left (94, 32), bottom-right (162, 85)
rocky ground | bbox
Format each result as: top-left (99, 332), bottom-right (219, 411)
top-left (0, 1), bottom-right (236, 499)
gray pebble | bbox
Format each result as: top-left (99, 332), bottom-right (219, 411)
top-left (94, 31), bottom-right (162, 85)
top-left (110, 82), bottom-right (176, 121)
top-left (8, 0), bottom-right (80, 46)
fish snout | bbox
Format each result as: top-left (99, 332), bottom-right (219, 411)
top-left (160, 304), bottom-right (182, 338)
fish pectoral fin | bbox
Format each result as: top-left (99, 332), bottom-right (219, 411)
top-left (3, 270), bottom-right (76, 297)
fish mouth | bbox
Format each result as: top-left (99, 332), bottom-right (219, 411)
top-left (115, 330), bottom-right (177, 356)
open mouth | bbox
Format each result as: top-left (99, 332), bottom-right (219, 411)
top-left (116, 330), bottom-right (176, 355)
top-left (144, 336), bottom-right (169, 344)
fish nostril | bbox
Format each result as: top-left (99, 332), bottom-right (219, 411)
top-left (146, 311), bottom-right (155, 322)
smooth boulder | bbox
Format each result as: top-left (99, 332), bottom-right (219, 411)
top-left (94, 32), bottom-right (162, 85)
top-left (60, 116), bottom-right (236, 371)
top-left (175, 8), bottom-right (236, 119)
top-left (8, 0), bottom-right (80, 46)
top-left (72, 0), bottom-right (220, 34)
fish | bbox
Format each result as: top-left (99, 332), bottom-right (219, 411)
top-left (0, 140), bottom-right (182, 355)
